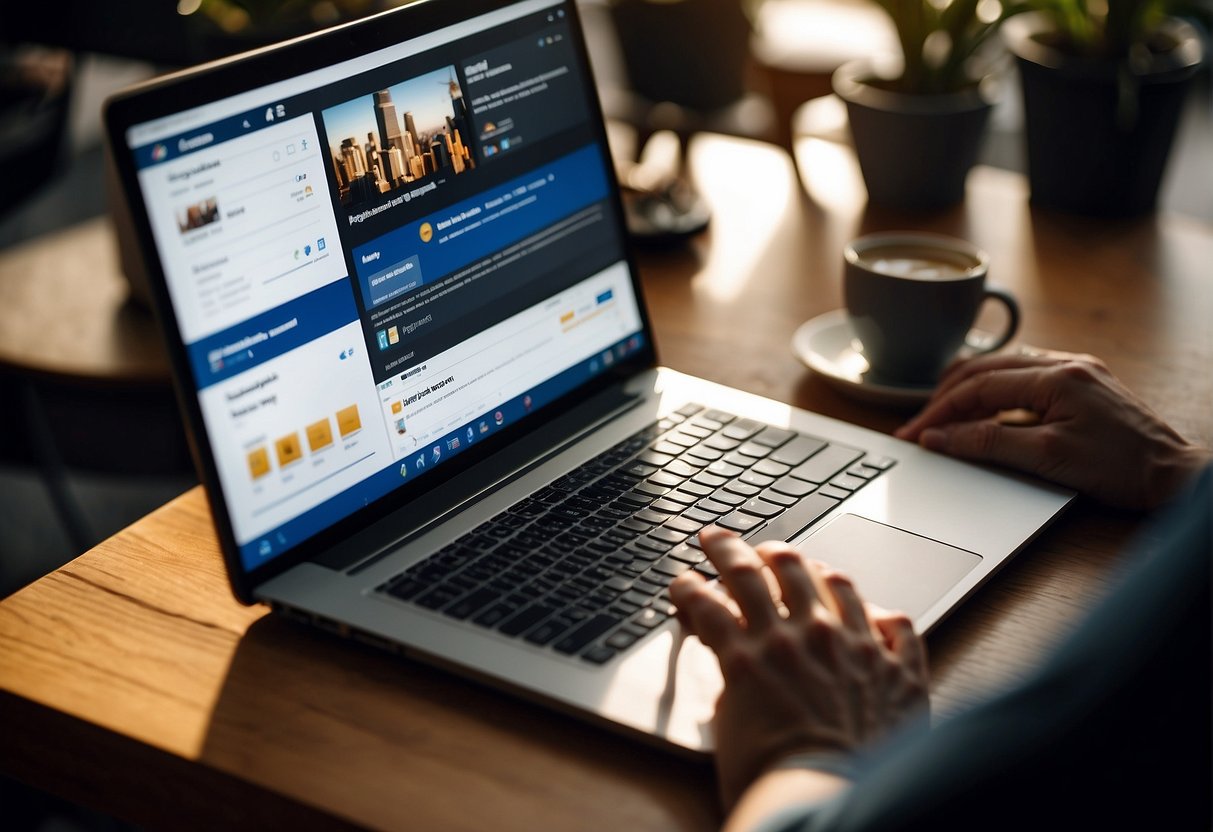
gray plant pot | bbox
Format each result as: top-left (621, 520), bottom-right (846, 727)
top-left (1003, 13), bottom-right (1203, 218)
top-left (833, 59), bottom-right (995, 212)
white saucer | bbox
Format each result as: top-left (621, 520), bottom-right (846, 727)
top-left (791, 309), bottom-right (936, 407)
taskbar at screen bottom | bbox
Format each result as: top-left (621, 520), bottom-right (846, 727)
top-left (239, 331), bottom-right (647, 570)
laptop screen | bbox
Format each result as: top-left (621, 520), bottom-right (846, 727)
top-left (120, 0), bottom-right (645, 573)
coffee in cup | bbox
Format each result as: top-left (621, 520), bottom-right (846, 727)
top-left (844, 232), bottom-right (1019, 383)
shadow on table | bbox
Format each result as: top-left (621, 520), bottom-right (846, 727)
top-left (200, 613), bottom-right (718, 829)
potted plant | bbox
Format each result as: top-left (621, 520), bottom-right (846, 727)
top-left (1003, 0), bottom-right (1207, 216)
top-left (833, 0), bottom-right (1015, 211)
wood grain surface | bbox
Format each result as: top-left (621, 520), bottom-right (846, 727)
top-left (1, 133), bottom-right (1209, 830)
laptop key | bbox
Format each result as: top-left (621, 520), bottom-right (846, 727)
top-left (631, 608), bottom-right (668, 630)
top-left (817, 485), bottom-right (853, 501)
top-left (770, 476), bottom-right (817, 497)
top-left (722, 418), bottom-right (764, 440)
top-left (386, 579), bottom-right (425, 601)
top-left (751, 426), bottom-right (796, 448)
top-left (678, 481), bottom-right (715, 498)
top-left (665, 460), bottom-right (701, 478)
top-left (525, 617), bottom-right (573, 646)
top-left (769, 436), bottom-right (828, 466)
top-left (718, 511), bottom-right (765, 534)
top-left (830, 474), bottom-right (867, 491)
top-left (759, 488), bottom-right (799, 508)
top-left (759, 493), bottom-right (843, 542)
top-left (682, 507), bottom-right (718, 524)
top-left (652, 556), bottom-right (693, 577)
top-left (605, 628), bottom-right (642, 650)
top-left (751, 459), bottom-right (791, 478)
top-left (638, 450), bottom-right (675, 467)
top-left (739, 471), bottom-right (775, 488)
top-left (738, 498), bottom-right (785, 519)
top-left (416, 586), bottom-right (461, 610)
top-left (684, 446), bottom-right (723, 463)
top-left (473, 602), bottom-right (517, 628)
top-left (668, 543), bottom-right (706, 565)
top-left (443, 588), bottom-right (500, 620)
top-left (553, 614), bottom-right (623, 654)
top-left (498, 603), bottom-right (558, 636)
top-left (663, 516), bottom-right (704, 534)
top-left (789, 445), bottom-right (865, 484)
top-left (581, 645), bottom-right (617, 664)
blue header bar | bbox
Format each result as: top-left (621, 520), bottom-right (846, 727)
top-left (133, 101), bottom-right (295, 170)
top-left (352, 144), bottom-right (609, 309)
top-left (186, 278), bottom-right (360, 389)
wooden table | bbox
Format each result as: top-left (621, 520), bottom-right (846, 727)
top-left (2, 134), bottom-right (1210, 830)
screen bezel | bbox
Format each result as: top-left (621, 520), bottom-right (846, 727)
top-left (104, 0), bottom-right (658, 604)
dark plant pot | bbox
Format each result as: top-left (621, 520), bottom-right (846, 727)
top-left (1003, 13), bottom-right (1203, 218)
top-left (833, 59), bottom-right (994, 212)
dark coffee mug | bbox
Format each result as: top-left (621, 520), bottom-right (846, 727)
top-left (844, 232), bottom-right (1019, 383)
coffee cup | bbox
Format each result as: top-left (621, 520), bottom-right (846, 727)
top-left (844, 232), bottom-right (1019, 383)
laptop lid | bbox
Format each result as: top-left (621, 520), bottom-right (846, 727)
top-left (105, 0), bottom-right (656, 604)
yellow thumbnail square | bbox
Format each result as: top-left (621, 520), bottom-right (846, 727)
top-left (391, 401), bottom-right (402, 414)
top-left (275, 433), bottom-right (303, 467)
top-left (388, 326), bottom-right (400, 345)
top-left (336, 404), bottom-right (362, 437)
top-left (247, 447), bottom-right (270, 480)
top-left (306, 418), bottom-right (334, 452)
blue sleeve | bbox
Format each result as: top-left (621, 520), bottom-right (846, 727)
top-left (761, 466), bottom-right (1212, 832)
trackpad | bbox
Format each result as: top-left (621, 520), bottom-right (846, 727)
top-left (796, 514), bottom-right (981, 620)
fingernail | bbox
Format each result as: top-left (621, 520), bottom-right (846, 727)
top-left (920, 427), bottom-right (947, 451)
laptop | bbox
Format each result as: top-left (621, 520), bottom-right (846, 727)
top-left (104, 0), bottom-right (1072, 754)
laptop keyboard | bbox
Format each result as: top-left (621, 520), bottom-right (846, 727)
top-left (375, 404), bottom-right (895, 664)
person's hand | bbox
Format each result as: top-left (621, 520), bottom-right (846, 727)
top-left (669, 527), bottom-right (929, 810)
top-left (896, 350), bottom-right (1210, 510)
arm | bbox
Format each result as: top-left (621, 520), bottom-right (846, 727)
top-left (669, 527), bottom-right (929, 824)
top-left (723, 767), bottom-right (849, 832)
top-left (896, 350), bottom-right (1211, 510)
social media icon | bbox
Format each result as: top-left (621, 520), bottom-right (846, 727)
top-left (419, 222), bottom-right (433, 243)
top-left (432, 446), bottom-right (442, 463)
top-left (416, 456), bottom-right (426, 470)
top-left (479, 421), bottom-right (488, 434)
top-left (377, 330), bottom-right (389, 350)
top-left (304, 244), bottom-right (312, 256)
top-left (400, 463), bottom-right (408, 478)
top-left (317, 237), bottom-right (326, 251)
top-left (494, 411), bottom-right (504, 426)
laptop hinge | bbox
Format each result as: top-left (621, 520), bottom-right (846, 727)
top-left (310, 380), bottom-right (645, 575)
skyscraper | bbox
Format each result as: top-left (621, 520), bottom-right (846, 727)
top-left (374, 91), bottom-right (405, 155)
top-left (404, 112), bottom-right (419, 154)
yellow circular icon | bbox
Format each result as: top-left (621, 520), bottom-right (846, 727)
top-left (419, 222), bottom-right (433, 243)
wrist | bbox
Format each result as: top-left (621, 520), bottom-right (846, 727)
top-left (1146, 443), bottom-right (1212, 510)
top-left (767, 748), bottom-right (860, 782)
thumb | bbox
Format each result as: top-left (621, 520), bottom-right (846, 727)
top-left (920, 421), bottom-right (1044, 473)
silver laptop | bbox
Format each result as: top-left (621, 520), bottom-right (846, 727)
top-left (105, 0), bottom-right (1072, 754)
